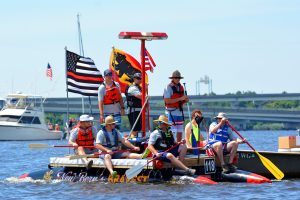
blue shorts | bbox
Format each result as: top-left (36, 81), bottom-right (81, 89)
top-left (207, 141), bottom-right (229, 155)
top-left (155, 145), bottom-right (180, 163)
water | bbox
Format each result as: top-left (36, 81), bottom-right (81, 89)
top-left (1, 130), bottom-right (300, 200)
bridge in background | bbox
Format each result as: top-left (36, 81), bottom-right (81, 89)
top-left (43, 93), bottom-right (300, 129)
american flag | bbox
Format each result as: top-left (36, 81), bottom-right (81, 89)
top-left (46, 63), bottom-right (53, 80)
top-left (144, 48), bottom-right (156, 72)
top-left (66, 50), bottom-right (103, 96)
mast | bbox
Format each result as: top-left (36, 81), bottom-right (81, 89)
top-left (77, 14), bottom-right (93, 115)
top-left (77, 14), bottom-right (85, 114)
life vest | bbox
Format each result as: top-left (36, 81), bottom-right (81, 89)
top-left (102, 127), bottom-right (120, 149)
top-left (153, 127), bottom-right (175, 150)
top-left (190, 123), bottom-right (205, 148)
top-left (103, 82), bottom-right (122, 105)
top-left (164, 81), bottom-right (184, 109)
top-left (75, 126), bottom-right (94, 146)
top-left (208, 123), bottom-right (230, 143)
top-left (55, 124), bottom-right (59, 131)
top-left (125, 84), bottom-right (142, 108)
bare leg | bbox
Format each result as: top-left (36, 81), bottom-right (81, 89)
top-left (103, 154), bottom-right (114, 175)
top-left (166, 153), bottom-right (189, 171)
top-left (124, 152), bottom-right (144, 159)
top-left (77, 146), bottom-right (89, 164)
top-left (226, 141), bottom-right (238, 164)
top-left (213, 141), bottom-right (225, 166)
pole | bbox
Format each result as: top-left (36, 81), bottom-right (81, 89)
top-left (77, 14), bottom-right (89, 114)
top-left (65, 47), bottom-right (70, 137)
top-left (112, 46), bottom-right (117, 81)
top-left (141, 40), bottom-right (146, 136)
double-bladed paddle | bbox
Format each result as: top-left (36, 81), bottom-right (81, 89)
top-left (227, 122), bottom-right (284, 180)
top-left (28, 144), bottom-right (95, 148)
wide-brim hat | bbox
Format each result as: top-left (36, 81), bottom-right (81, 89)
top-left (153, 115), bottom-right (172, 126)
top-left (79, 114), bottom-right (94, 122)
top-left (102, 115), bottom-right (118, 125)
top-left (214, 112), bottom-right (227, 119)
top-left (169, 70), bottom-right (184, 79)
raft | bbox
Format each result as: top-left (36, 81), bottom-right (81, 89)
top-left (19, 154), bottom-right (271, 184)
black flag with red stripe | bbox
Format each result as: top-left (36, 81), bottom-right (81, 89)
top-left (66, 50), bottom-right (103, 96)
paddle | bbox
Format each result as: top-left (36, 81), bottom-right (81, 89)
top-left (125, 142), bottom-right (182, 180)
top-left (68, 150), bottom-right (129, 160)
top-left (227, 122), bottom-right (284, 180)
top-left (29, 144), bottom-right (95, 148)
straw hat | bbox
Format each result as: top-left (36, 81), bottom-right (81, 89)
top-left (103, 115), bottom-right (118, 125)
top-left (79, 114), bottom-right (94, 122)
top-left (214, 112), bottom-right (227, 119)
top-left (154, 115), bottom-right (172, 126)
top-left (169, 70), bottom-right (184, 79)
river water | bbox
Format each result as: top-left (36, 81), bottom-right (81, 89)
top-left (0, 130), bottom-right (299, 200)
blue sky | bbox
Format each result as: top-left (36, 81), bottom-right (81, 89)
top-left (0, 0), bottom-right (299, 97)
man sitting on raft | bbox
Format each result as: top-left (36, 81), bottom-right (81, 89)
top-left (68, 114), bottom-right (97, 170)
top-left (95, 115), bottom-right (146, 178)
top-left (208, 112), bottom-right (245, 173)
top-left (147, 115), bottom-right (196, 176)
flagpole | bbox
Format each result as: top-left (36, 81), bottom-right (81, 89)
top-left (141, 40), bottom-right (146, 136)
top-left (65, 46), bottom-right (70, 138)
top-left (112, 46), bottom-right (117, 81)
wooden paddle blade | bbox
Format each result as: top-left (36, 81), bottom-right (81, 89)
top-left (28, 144), bottom-right (51, 148)
top-left (255, 151), bottom-right (284, 180)
top-left (125, 164), bottom-right (144, 180)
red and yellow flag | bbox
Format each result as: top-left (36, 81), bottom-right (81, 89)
top-left (109, 48), bottom-right (148, 93)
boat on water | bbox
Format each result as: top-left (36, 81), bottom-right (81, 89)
top-left (237, 134), bottom-right (300, 178)
top-left (237, 149), bottom-right (300, 178)
top-left (20, 138), bottom-right (271, 184)
top-left (0, 93), bottom-right (63, 140)
top-left (19, 154), bottom-right (271, 184)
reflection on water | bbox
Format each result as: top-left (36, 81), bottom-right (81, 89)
top-left (0, 130), bottom-right (300, 200)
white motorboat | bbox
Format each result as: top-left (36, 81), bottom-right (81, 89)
top-left (0, 93), bottom-right (62, 140)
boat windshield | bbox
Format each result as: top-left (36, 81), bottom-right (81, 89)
top-left (5, 95), bottom-right (43, 110)
top-left (0, 115), bottom-right (41, 124)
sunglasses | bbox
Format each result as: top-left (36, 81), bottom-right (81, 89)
top-left (135, 77), bottom-right (141, 80)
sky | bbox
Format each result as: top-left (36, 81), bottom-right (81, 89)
top-left (0, 0), bottom-right (299, 98)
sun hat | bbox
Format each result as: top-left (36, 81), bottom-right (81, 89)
top-left (104, 69), bottom-right (113, 77)
top-left (169, 70), bottom-right (184, 79)
top-left (214, 112), bottom-right (227, 119)
top-left (102, 115), bottom-right (118, 125)
top-left (153, 115), bottom-right (172, 126)
top-left (79, 114), bottom-right (94, 122)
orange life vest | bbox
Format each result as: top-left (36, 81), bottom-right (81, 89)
top-left (164, 82), bottom-right (184, 108)
top-left (75, 126), bottom-right (94, 146)
top-left (103, 82), bottom-right (122, 105)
